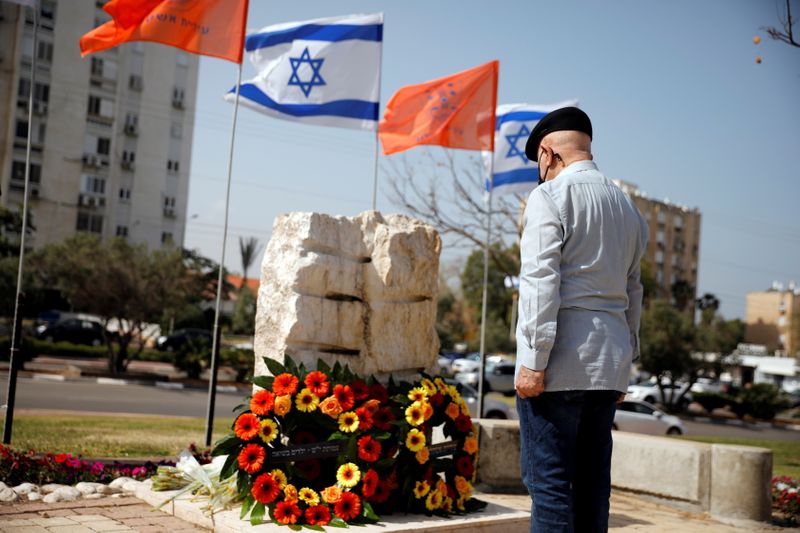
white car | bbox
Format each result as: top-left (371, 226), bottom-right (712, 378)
top-left (450, 381), bottom-right (517, 420)
top-left (451, 353), bottom-right (481, 374)
top-left (614, 399), bottom-right (686, 435)
top-left (626, 382), bottom-right (692, 409)
top-left (455, 360), bottom-right (516, 396)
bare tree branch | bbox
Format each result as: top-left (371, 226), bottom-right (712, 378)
top-left (762, 0), bottom-right (800, 48)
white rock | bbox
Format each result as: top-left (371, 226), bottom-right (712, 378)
top-left (0, 482), bottom-right (7, 491)
top-left (111, 492), bottom-right (124, 498)
top-left (108, 476), bottom-right (133, 489)
top-left (121, 480), bottom-right (141, 492)
top-left (12, 482), bottom-right (38, 495)
top-left (40, 483), bottom-right (68, 494)
top-left (75, 482), bottom-right (103, 495)
top-left (0, 487), bottom-right (18, 503)
top-left (254, 211), bottom-right (441, 379)
top-left (54, 486), bottom-right (81, 499)
top-left (83, 493), bottom-right (104, 500)
top-left (43, 492), bottom-right (63, 503)
top-left (96, 484), bottom-right (119, 495)
top-left (27, 491), bottom-right (42, 502)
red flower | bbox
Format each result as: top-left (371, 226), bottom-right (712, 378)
top-left (455, 414), bottom-right (472, 433)
top-left (370, 479), bottom-right (392, 503)
top-left (251, 472), bottom-right (281, 504)
top-left (334, 491), bottom-right (362, 521)
top-left (357, 435), bottom-right (381, 463)
top-left (250, 390), bottom-right (275, 416)
top-left (305, 505), bottom-right (332, 526)
top-left (430, 392), bottom-right (445, 407)
top-left (350, 379), bottom-right (369, 400)
top-left (423, 466), bottom-right (434, 483)
top-left (372, 407), bottom-right (395, 431)
top-left (456, 455), bottom-right (474, 477)
top-left (304, 371), bottom-right (330, 397)
top-left (237, 444), bottom-right (266, 474)
top-left (361, 469), bottom-right (379, 498)
top-left (368, 383), bottom-right (389, 404)
top-left (274, 500), bottom-right (302, 525)
top-left (291, 430), bottom-right (317, 445)
top-left (234, 413), bottom-right (261, 441)
top-left (296, 459), bottom-right (321, 480)
top-left (54, 453), bottom-right (69, 464)
top-left (333, 384), bottom-right (355, 411)
top-left (273, 373), bottom-right (299, 396)
top-left (355, 407), bottom-right (374, 431)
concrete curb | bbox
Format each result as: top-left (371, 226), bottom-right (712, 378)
top-left (683, 414), bottom-right (800, 432)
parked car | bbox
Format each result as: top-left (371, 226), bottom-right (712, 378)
top-left (690, 377), bottom-right (724, 394)
top-left (626, 381), bottom-right (692, 409)
top-left (452, 381), bottom-right (517, 420)
top-left (156, 328), bottom-right (212, 352)
top-left (614, 399), bottom-right (686, 435)
top-left (36, 318), bottom-right (107, 346)
top-left (450, 353), bottom-right (481, 374)
top-left (437, 352), bottom-right (465, 374)
top-left (455, 359), bottom-right (516, 396)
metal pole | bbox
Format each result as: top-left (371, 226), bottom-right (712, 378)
top-left (476, 160), bottom-right (494, 418)
top-left (3, 3), bottom-right (37, 444)
top-left (371, 34), bottom-right (384, 212)
top-left (205, 62), bottom-right (243, 447)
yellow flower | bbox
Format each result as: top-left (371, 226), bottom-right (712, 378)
top-left (413, 480), bottom-right (431, 499)
top-left (274, 394), bottom-right (292, 416)
top-left (456, 495), bottom-right (466, 511)
top-left (434, 377), bottom-right (448, 393)
top-left (425, 489), bottom-right (443, 510)
top-left (463, 436), bottom-right (478, 455)
top-left (259, 419), bottom-right (278, 444)
top-left (420, 378), bottom-right (436, 396)
top-left (455, 475), bottom-right (471, 496)
top-left (415, 447), bottom-right (429, 464)
top-left (446, 385), bottom-right (460, 399)
top-left (405, 402), bottom-right (425, 426)
top-left (338, 411), bottom-right (360, 433)
top-left (295, 388), bottom-right (320, 412)
top-left (336, 463), bottom-right (361, 488)
top-left (270, 469), bottom-right (288, 489)
top-left (405, 428), bottom-right (426, 452)
top-left (442, 496), bottom-right (453, 512)
top-left (298, 487), bottom-right (319, 506)
top-left (445, 402), bottom-right (460, 420)
top-left (321, 486), bottom-right (342, 504)
top-left (459, 400), bottom-right (470, 417)
top-left (408, 387), bottom-right (427, 403)
top-left (284, 484), bottom-right (298, 503)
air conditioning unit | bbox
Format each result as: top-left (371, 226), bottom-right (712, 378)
top-left (163, 207), bottom-right (176, 218)
top-left (121, 160), bottom-right (135, 171)
top-left (82, 154), bottom-right (101, 168)
top-left (124, 123), bottom-right (138, 136)
top-left (32, 101), bottom-right (47, 115)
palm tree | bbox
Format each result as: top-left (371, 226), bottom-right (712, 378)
top-left (238, 236), bottom-right (262, 289)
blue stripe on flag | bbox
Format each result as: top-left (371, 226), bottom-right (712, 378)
top-left (492, 168), bottom-right (538, 188)
top-left (246, 24), bottom-right (383, 51)
top-left (234, 83), bottom-right (379, 121)
top-left (495, 111), bottom-right (548, 130)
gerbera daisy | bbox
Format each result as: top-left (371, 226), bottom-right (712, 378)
top-left (249, 389), bottom-right (275, 415)
top-left (295, 388), bottom-right (320, 412)
top-left (274, 500), bottom-right (302, 525)
top-left (442, 496), bottom-right (453, 513)
top-left (434, 377), bottom-right (448, 393)
top-left (305, 505), bottom-right (332, 526)
top-left (336, 462), bottom-right (361, 488)
top-left (454, 475), bottom-right (471, 496)
top-left (270, 469), bottom-right (288, 489)
top-left (455, 455), bottom-right (475, 477)
top-left (298, 487), bottom-right (320, 506)
top-left (445, 402), bottom-right (460, 420)
top-left (274, 394), bottom-right (292, 416)
top-left (455, 414), bottom-right (473, 433)
top-left (350, 379), bottom-right (369, 400)
top-left (334, 491), bottom-right (361, 521)
top-left (459, 400), bottom-right (471, 416)
top-left (370, 479), bottom-right (392, 503)
top-left (407, 386), bottom-right (427, 403)
top-left (368, 383), bottom-right (389, 403)
top-left (321, 486), bottom-right (342, 504)
top-left (456, 495), bottom-right (466, 511)
top-left (272, 373), bottom-right (299, 396)
top-left (237, 443), bottom-right (265, 474)
top-left (425, 489), bottom-right (443, 511)
top-left (333, 384), bottom-right (355, 410)
top-left (415, 447), bottom-right (429, 464)
top-left (420, 378), bottom-right (436, 396)
top-left (251, 472), bottom-right (280, 504)
top-left (338, 411), bottom-right (360, 433)
top-left (413, 480), bottom-right (430, 499)
top-left (361, 469), bottom-right (378, 498)
top-left (355, 406), bottom-right (374, 431)
top-left (304, 371), bottom-right (330, 397)
top-left (405, 402), bottom-right (425, 426)
top-left (405, 428), bottom-right (426, 452)
top-left (259, 419), bottom-right (279, 444)
top-left (296, 459), bottom-right (321, 480)
top-left (372, 407), bottom-right (395, 431)
top-left (284, 484), bottom-right (298, 503)
top-left (430, 392), bottom-right (445, 407)
top-left (362, 399), bottom-right (381, 415)
top-left (234, 413), bottom-right (260, 441)
top-left (423, 402), bottom-right (434, 421)
top-left (463, 436), bottom-right (478, 455)
top-left (357, 435), bottom-right (381, 462)
top-left (436, 479), bottom-right (448, 495)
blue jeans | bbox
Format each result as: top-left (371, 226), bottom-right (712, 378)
top-left (517, 390), bottom-right (618, 533)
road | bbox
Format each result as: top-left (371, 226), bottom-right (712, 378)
top-left (1, 376), bottom-right (798, 441)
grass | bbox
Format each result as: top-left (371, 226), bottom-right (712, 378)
top-left (677, 435), bottom-right (800, 479)
top-left (0, 413), bottom-right (231, 458)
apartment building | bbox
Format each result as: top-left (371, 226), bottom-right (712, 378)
top-left (746, 282), bottom-right (800, 356)
top-left (614, 180), bottom-right (702, 303)
top-left (0, 0), bottom-right (198, 250)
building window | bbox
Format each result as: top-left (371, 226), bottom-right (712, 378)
top-left (96, 137), bottom-right (110, 155)
top-left (657, 211), bottom-right (666, 224)
top-left (116, 225), bottom-right (129, 237)
top-left (37, 41), bottom-right (54, 63)
top-left (11, 161), bottom-right (41, 183)
top-left (128, 74), bottom-right (143, 91)
top-left (167, 160), bottom-right (179, 173)
top-left (172, 87), bottom-right (185, 108)
top-left (91, 57), bottom-right (104, 76)
top-left (121, 150), bottom-right (135, 170)
top-left (81, 175), bottom-right (106, 195)
top-left (17, 78), bottom-right (30, 100)
top-left (170, 121), bottom-right (182, 139)
top-left (87, 95), bottom-right (113, 118)
top-left (656, 230), bottom-right (665, 244)
top-left (161, 231), bottom-right (173, 244)
top-left (124, 113), bottom-right (138, 135)
top-left (674, 215), bottom-right (684, 229)
top-left (15, 121), bottom-right (27, 139)
top-left (655, 250), bottom-right (664, 265)
top-left (119, 187), bottom-right (131, 201)
top-left (34, 83), bottom-right (49, 104)
top-left (76, 212), bottom-right (103, 234)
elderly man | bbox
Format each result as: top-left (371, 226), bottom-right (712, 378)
top-left (514, 107), bottom-right (648, 533)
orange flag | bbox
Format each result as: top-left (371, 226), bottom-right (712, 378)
top-left (80, 0), bottom-right (249, 63)
top-left (379, 60), bottom-right (499, 155)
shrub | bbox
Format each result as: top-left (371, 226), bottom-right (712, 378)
top-left (741, 383), bottom-right (791, 421)
top-left (220, 347), bottom-right (254, 383)
top-left (773, 476), bottom-right (799, 525)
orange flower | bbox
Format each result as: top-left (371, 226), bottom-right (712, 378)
top-left (305, 505), bottom-right (332, 526)
top-left (319, 396), bottom-right (343, 419)
top-left (361, 469), bottom-right (379, 498)
top-left (463, 436), bottom-right (478, 455)
top-left (357, 435), bottom-right (381, 462)
top-left (362, 398), bottom-right (381, 415)
top-left (333, 384), bottom-right (355, 411)
top-left (304, 371), bottom-right (330, 397)
top-left (250, 390), bottom-right (275, 415)
top-left (272, 373), bottom-right (299, 396)
top-left (284, 484), bottom-right (298, 503)
top-left (321, 486), bottom-right (342, 504)
top-left (415, 447), bottom-right (429, 464)
top-left (237, 443), bottom-right (265, 474)
top-left (445, 403), bottom-right (460, 420)
top-left (274, 394), bottom-right (292, 416)
top-left (251, 472), bottom-right (280, 504)
top-left (234, 413), bottom-right (260, 440)
top-left (334, 491), bottom-right (361, 521)
top-left (423, 402), bottom-right (434, 421)
top-left (274, 500), bottom-right (301, 525)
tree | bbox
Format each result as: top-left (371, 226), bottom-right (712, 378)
top-left (0, 205), bottom-right (36, 319)
top-left (238, 236), bottom-right (262, 289)
top-left (763, 0), bottom-right (799, 48)
top-left (640, 258), bottom-right (658, 306)
top-left (29, 235), bottom-right (196, 374)
top-left (232, 285), bottom-right (256, 335)
top-left (671, 279), bottom-right (695, 312)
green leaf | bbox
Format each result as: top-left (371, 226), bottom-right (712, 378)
top-left (332, 361), bottom-right (342, 380)
top-left (372, 431), bottom-right (392, 441)
top-left (212, 434), bottom-right (240, 456)
top-left (391, 394), bottom-right (411, 406)
top-left (317, 358), bottom-right (331, 375)
top-left (328, 517), bottom-right (349, 528)
top-left (289, 525), bottom-right (302, 531)
top-left (252, 376), bottom-right (274, 390)
top-left (220, 452), bottom-right (239, 480)
top-left (362, 501), bottom-right (380, 522)
top-left (237, 470), bottom-right (248, 495)
top-left (303, 525), bottom-right (325, 531)
top-left (327, 431), bottom-right (346, 441)
top-left (250, 501), bottom-right (265, 526)
top-left (264, 357), bottom-right (286, 376)
top-left (346, 435), bottom-right (358, 461)
top-left (239, 495), bottom-right (253, 520)
top-left (284, 354), bottom-right (299, 375)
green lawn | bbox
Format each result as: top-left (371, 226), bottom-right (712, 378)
top-left (677, 436), bottom-right (800, 479)
top-left (0, 413), bottom-right (230, 458)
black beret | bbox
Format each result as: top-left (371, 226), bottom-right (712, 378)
top-left (525, 107), bottom-right (592, 162)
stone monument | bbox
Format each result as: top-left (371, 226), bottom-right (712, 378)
top-left (254, 211), bottom-right (441, 378)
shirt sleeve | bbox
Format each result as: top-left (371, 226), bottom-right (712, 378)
top-left (625, 215), bottom-right (648, 362)
top-left (517, 188), bottom-right (564, 371)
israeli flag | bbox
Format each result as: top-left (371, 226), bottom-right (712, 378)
top-left (226, 13), bottom-right (383, 131)
top-left (484, 100), bottom-right (579, 196)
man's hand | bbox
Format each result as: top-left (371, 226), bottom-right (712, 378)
top-left (516, 366), bottom-right (545, 399)
top-left (617, 392), bottom-right (626, 405)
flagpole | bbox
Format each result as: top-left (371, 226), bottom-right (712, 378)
top-left (371, 22), bottom-right (384, 212)
top-left (3, 2), bottom-right (37, 444)
top-left (205, 61), bottom-right (243, 447)
top-left (476, 156), bottom-right (494, 419)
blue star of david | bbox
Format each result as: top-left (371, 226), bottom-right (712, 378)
top-left (288, 47), bottom-right (325, 98)
top-left (505, 124), bottom-right (531, 164)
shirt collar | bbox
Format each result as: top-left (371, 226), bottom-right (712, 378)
top-left (561, 159), bottom-right (598, 175)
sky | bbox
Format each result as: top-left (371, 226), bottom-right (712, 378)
top-left (182, 0), bottom-right (800, 320)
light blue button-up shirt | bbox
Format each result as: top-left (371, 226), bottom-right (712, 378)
top-left (515, 160), bottom-right (648, 393)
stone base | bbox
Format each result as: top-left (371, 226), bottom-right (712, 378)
top-left (135, 480), bottom-right (530, 533)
